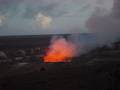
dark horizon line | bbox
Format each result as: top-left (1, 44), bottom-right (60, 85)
top-left (0, 33), bottom-right (93, 38)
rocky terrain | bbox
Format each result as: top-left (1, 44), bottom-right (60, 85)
top-left (0, 41), bottom-right (120, 90)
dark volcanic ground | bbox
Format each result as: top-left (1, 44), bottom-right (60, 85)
top-left (0, 58), bottom-right (120, 90)
top-left (0, 35), bottom-right (120, 90)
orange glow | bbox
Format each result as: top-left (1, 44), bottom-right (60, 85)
top-left (43, 37), bottom-right (77, 63)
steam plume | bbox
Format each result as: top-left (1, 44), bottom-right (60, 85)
top-left (86, 0), bottom-right (120, 45)
top-left (44, 36), bottom-right (78, 62)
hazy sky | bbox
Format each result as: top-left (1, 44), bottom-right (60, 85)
top-left (0, 0), bottom-right (113, 35)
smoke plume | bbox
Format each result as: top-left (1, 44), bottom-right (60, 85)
top-left (44, 36), bottom-right (78, 62)
top-left (86, 0), bottom-right (120, 45)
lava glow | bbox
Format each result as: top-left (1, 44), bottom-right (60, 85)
top-left (44, 37), bottom-right (77, 63)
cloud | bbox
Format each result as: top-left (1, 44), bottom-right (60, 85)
top-left (0, 0), bottom-right (114, 35)
top-left (0, 15), bottom-right (6, 26)
top-left (34, 13), bottom-right (52, 28)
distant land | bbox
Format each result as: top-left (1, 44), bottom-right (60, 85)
top-left (0, 33), bottom-right (96, 49)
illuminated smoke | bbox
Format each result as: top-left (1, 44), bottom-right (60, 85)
top-left (0, 15), bottom-right (6, 26)
top-left (44, 36), bottom-right (78, 62)
top-left (35, 13), bottom-right (52, 28)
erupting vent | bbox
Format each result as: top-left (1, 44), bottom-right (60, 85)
top-left (43, 37), bottom-right (78, 62)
